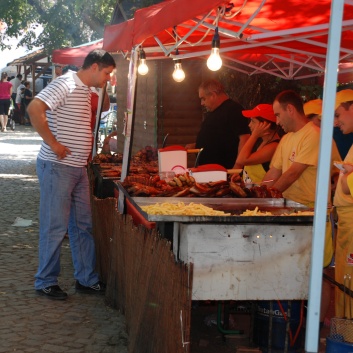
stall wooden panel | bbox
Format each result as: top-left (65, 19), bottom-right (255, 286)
top-left (91, 196), bottom-right (117, 285)
top-left (91, 196), bottom-right (193, 353)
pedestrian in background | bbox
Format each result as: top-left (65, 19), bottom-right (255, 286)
top-left (22, 81), bottom-right (33, 126)
top-left (27, 49), bottom-right (116, 300)
top-left (15, 82), bottom-right (25, 124)
top-left (10, 73), bottom-right (22, 105)
top-left (0, 72), bottom-right (13, 132)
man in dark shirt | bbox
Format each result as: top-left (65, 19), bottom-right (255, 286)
top-left (23, 81), bottom-right (33, 125)
top-left (187, 79), bottom-right (250, 169)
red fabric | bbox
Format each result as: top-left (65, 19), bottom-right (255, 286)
top-left (132, 0), bottom-right (227, 48)
top-left (52, 40), bottom-right (103, 66)
top-left (103, 20), bottom-right (135, 53)
top-left (91, 92), bottom-right (99, 131)
top-left (158, 145), bottom-right (186, 152)
top-left (190, 164), bottom-right (227, 172)
top-left (103, 0), bottom-right (353, 66)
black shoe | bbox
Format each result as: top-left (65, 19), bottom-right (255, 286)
top-left (36, 285), bottom-right (68, 300)
top-left (75, 280), bottom-right (106, 293)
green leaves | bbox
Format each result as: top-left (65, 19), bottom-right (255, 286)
top-left (0, 0), bottom-right (164, 52)
top-left (1, 0), bottom-right (115, 51)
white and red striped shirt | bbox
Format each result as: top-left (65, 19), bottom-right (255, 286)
top-left (36, 71), bottom-right (92, 167)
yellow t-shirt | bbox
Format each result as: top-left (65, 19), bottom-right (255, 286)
top-left (270, 122), bottom-right (320, 207)
top-left (243, 164), bottom-right (266, 184)
top-left (348, 172), bottom-right (353, 197)
top-left (334, 145), bottom-right (353, 207)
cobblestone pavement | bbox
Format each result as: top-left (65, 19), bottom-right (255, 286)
top-left (0, 125), bottom-right (128, 353)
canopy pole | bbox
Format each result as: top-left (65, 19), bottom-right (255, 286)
top-left (92, 84), bottom-right (107, 158)
top-left (305, 0), bottom-right (344, 352)
top-left (118, 48), bottom-right (139, 214)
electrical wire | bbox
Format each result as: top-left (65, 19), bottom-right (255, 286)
top-left (276, 299), bottom-right (305, 348)
top-left (224, 0), bottom-right (249, 19)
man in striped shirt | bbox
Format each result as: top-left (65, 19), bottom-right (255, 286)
top-left (28, 49), bottom-right (116, 300)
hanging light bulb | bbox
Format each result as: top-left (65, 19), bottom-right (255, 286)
top-left (172, 49), bottom-right (185, 82)
top-left (172, 59), bottom-right (185, 82)
top-left (207, 27), bottom-right (222, 71)
top-left (137, 48), bottom-right (149, 75)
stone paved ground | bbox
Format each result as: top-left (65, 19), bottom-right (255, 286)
top-left (0, 125), bottom-right (128, 353)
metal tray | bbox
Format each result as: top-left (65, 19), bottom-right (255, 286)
top-left (116, 183), bottom-right (314, 224)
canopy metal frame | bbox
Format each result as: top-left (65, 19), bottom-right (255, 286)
top-left (121, 2), bottom-right (353, 80)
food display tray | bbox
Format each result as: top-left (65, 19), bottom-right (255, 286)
top-left (116, 183), bottom-right (314, 224)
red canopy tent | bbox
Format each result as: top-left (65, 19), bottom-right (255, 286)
top-left (104, 0), bottom-right (353, 79)
top-left (103, 2), bottom-right (352, 352)
top-left (52, 39), bottom-right (103, 67)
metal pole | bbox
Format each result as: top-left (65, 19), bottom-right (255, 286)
top-left (118, 47), bottom-right (138, 214)
top-left (305, 0), bottom-right (345, 352)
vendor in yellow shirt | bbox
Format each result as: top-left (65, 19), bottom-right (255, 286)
top-left (264, 91), bottom-right (322, 207)
top-left (334, 89), bottom-right (353, 317)
top-left (263, 91), bottom-right (340, 326)
top-left (236, 104), bottom-right (281, 184)
top-left (303, 98), bottom-right (340, 198)
top-left (341, 169), bottom-right (353, 196)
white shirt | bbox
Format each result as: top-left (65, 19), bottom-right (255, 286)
top-left (10, 77), bottom-right (21, 92)
top-left (16, 84), bottom-right (25, 104)
top-left (36, 71), bottom-right (92, 167)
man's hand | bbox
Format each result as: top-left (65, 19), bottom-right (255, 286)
top-left (52, 141), bottom-right (72, 160)
top-left (342, 163), bottom-right (353, 174)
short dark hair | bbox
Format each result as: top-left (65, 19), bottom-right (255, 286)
top-left (82, 49), bottom-right (116, 70)
top-left (274, 90), bottom-right (304, 115)
top-left (16, 74), bottom-right (22, 79)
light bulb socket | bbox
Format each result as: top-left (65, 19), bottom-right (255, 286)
top-left (173, 58), bottom-right (182, 65)
top-left (212, 27), bottom-right (220, 49)
top-left (139, 49), bottom-right (146, 60)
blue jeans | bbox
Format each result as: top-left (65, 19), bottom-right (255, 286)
top-left (34, 158), bottom-right (99, 289)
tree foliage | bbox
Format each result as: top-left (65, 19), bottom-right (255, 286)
top-left (0, 0), bottom-right (163, 52)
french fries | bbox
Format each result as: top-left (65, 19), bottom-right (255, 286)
top-left (240, 207), bottom-right (314, 216)
top-left (141, 202), bottom-right (231, 216)
top-left (240, 206), bottom-right (272, 216)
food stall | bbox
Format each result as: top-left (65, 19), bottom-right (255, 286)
top-left (98, 1), bottom-right (353, 352)
top-left (91, 151), bottom-right (315, 352)
top-left (118, 192), bottom-right (314, 301)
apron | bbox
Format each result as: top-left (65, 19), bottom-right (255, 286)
top-left (335, 206), bottom-right (353, 317)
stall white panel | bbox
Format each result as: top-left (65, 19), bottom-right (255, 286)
top-left (175, 223), bottom-right (312, 300)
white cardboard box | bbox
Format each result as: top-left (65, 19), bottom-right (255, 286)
top-left (189, 164), bottom-right (227, 183)
top-left (158, 146), bottom-right (187, 173)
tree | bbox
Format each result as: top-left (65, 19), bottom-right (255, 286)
top-left (0, 0), bottom-right (163, 52)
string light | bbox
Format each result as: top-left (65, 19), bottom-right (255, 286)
top-left (172, 50), bottom-right (185, 82)
top-left (137, 48), bottom-right (149, 75)
top-left (207, 27), bottom-right (222, 71)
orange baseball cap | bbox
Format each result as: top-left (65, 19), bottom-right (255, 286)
top-left (335, 89), bottom-right (353, 109)
top-left (304, 99), bottom-right (322, 119)
top-left (242, 104), bottom-right (277, 123)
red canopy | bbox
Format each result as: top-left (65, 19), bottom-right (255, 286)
top-left (52, 39), bottom-right (103, 67)
top-left (103, 0), bottom-right (353, 79)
